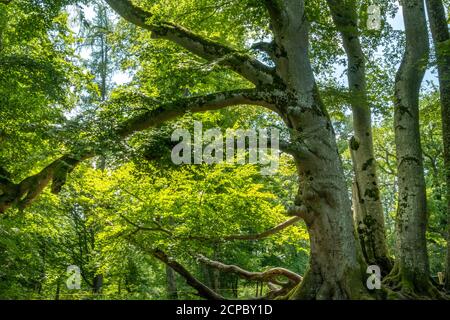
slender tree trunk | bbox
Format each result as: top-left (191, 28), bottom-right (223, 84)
top-left (93, 274), bottom-right (103, 294)
top-left (92, 8), bottom-right (109, 295)
top-left (55, 279), bottom-right (61, 300)
top-left (152, 249), bottom-right (225, 300)
top-left (387, 0), bottom-right (440, 297)
top-left (425, 0), bottom-right (450, 292)
top-left (327, 0), bottom-right (391, 274)
top-left (165, 265), bottom-right (178, 300)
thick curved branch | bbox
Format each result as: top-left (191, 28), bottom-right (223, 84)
top-left (127, 235), bottom-right (224, 299)
top-left (105, 0), bottom-right (275, 85)
top-left (116, 89), bottom-right (276, 137)
top-left (0, 89), bottom-right (272, 213)
top-left (0, 153), bottom-right (93, 213)
top-left (120, 211), bottom-right (303, 243)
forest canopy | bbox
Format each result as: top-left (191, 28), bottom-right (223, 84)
top-left (0, 0), bottom-right (450, 300)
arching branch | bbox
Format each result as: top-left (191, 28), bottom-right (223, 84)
top-left (119, 210), bottom-right (303, 243)
top-left (0, 88), bottom-right (274, 213)
top-left (0, 153), bottom-right (93, 212)
top-left (125, 233), bottom-right (224, 300)
top-left (105, 0), bottom-right (276, 85)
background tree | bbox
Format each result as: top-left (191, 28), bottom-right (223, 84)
top-left (425, 0), bottom-right (450, 291)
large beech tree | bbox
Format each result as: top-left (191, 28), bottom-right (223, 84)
top-left (1, 0), bottom-right (449, 300)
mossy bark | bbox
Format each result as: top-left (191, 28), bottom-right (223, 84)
top-left (166, 265), bottom-right (178, 300)
top-left (425, 0), bottom-right (450, 292)
top-left (327, 0), bottom-right (391, 274)
top-left (388, 0), bottom-right (443, 298)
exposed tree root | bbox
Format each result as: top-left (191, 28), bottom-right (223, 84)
top-left (383, 264), bottom-right (449, 300)
top-left (279, 266), bottom-right (374, 300)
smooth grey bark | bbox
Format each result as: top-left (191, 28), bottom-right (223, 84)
top-left (425, 0), bottom-right (450, 291)
top-left (388, 0), bottom-right (437, 296)
top-left (327, 0), bottom-right (391, 273)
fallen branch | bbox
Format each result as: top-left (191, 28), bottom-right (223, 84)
top-left (196, 254), bottom-right (302, 285)
top-left (196, 254), bottom-right (302, 299)
top-left (152, 249), bottom-right (225, 300)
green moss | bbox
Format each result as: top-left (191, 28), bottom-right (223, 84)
top-left (362, 158), bottom-right (374, 171)
top-left (350, 136), bottom-right (360, 151)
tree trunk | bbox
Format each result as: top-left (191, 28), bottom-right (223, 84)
top-left (3, 0), bottom-right (429, 300)
top-left (55, 279), bottom-right (61, 300)
top-left (387, 0), bottom-right (440, 298)
top-left (152, 249), bottom-right (225, 300)
top-left (425, 0), bottom-right (450, 292)
top-left (93, 274), bottom-right (103, 294)
top-left (165, 265), bottom-right (178, 300)
top-left (262, 0), bottom-right (370, 299)
top-left (287, 112), bottom-right (369, 299)
top-left (327, 0), bottom-right (391, 274)
top-left (233, 277), bottom-right (238, 298)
